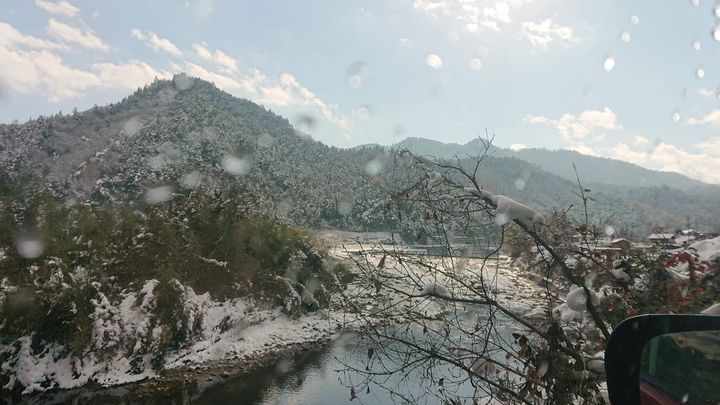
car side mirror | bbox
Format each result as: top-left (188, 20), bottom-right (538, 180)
top-left (605, 314), bottom-right (720, 404)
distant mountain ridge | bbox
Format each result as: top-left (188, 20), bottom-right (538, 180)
top-left (391, 137), bottom-right (714, 192)
top-left (1, 75), bottom-right (718, 235)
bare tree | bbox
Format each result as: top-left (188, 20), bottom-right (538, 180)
top-left (335, 139), bottom-right (616, 404)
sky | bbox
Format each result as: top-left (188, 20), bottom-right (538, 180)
top-left (2, 0), bottom-right (720, 183)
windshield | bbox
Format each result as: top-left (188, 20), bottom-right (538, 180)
top-left (0, 1), bottom-right (718, 404)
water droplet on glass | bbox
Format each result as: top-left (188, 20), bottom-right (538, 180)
top-left (605, 225), bottom-right (615, 237)
top-left (332, 331), bottom-right (358, 348)
top-left (148, 155), bottom-right (166, 171)
top-left (173, 73), bottom-right (195, 91)
top-left (257, 133), bottom-right (275, 148)
top-left (681, 393), bottom-right (689, 403)
top-left (536, 360), bottom-right (549, 378)
top-left (470, 58), bottom-right (482, 70)
top-left (715, 3), bottom-right (720, 17)
top-left (638, 175), bottom-right (647, 184)
top-left (713, 25), bottom-right (720, 41)
top-left (366, 160), bottom-right (383, 176)
top-left (181, 171), bottom-right (201, 189)
top-left (440, 73), bottom-right (452, 84)
top-left (394, 124), bottom-right (406, 136)
top-left (346, 62), bottom-right (367, 89)
top-left (603, 57), bottom-right (615, 72)
top-left (696, 67), bottom-right (705, 79)
top-left (630, 15), bottom-right (640, 25)
top-left (495, 213), bottom-right (508, 226)
top-left (425, 54), bottom-right (443, 69)
top-left (122, 117), bottom-right (143, 137)
top-left (672, 111), bottom-right (681, 123)
top-left (295, 114), bottom-right (316, 132)
top-left (221, 154), bottom-right (252, 176)
top-left (338, 201), bottom-right (352, 216)
top-left (275, 358), bottom-right (293, 375)
top-left (692, 40), bottom-right (701, 50)
top-left (399, 37), bottom-right (412, 47)
top-left (514, 178), bottom-right (526, 191)
top-left (278, 198), bottom-right (293, 216)
top-left (16, 236), bottom-right (44, 259)
top-left (691, 0), bottom-right (700, 7)
top-left (621, 32), bottom-right (631, 43)
top-left (354, 105), bottom-right (372, 121)
top-left (447, 32), bottom-right (459, 43)
top-left (145, 185), bottom-right (174, 205)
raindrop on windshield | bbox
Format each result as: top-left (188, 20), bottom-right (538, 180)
top-left (354, 105), bottom-right (372, 121)
top-left (621, 32), bottom-right (631, 43)
top-left (630, 15), bottom-right (640, 25)
top-left (715, 3), bottom-right (720, 17)
top-left (257, 133), bottom-right (275, 148)
top-left (470, 58), bottom-right (482, 70)
top-left (713, 25), bottom-right (720, 41)
top-left (514, 178), bottom-right (526, 191)
top-left (696, 67), bottom-right (705, 79)
top-left (275, 359), bottom-right (293, 375)
top-left (603, 57), bottom-right (615, 72)
top-left (346, 61), bottom-right (367, 89)
top-left (145, 186), bottom-right (174, 205)
top-left (173, 73), bottom-right (195, 91)
top-left (495, 213), bottom-right (509, 226)
top-left (181, 171), bottom-right (201, 189)
top-left (690, 0), bottom-right (700, 7)
top-left (122, 117), bottom-right (143, 137)
top-left (295, 114), bottom-right (316, 132)
top-left (221, 154), bottom-right (252, 176)
top-left (672, 111), bottom-right (681, 123)
top-left (16, 235), bottom-right (44, 259)
top-left (605, 225), bottom-right (615, 237)
top-left (425, 54), bottom-right (443, 69)
top-left (692, 40), bottom-right (701, 50)
top-left (366, 159), bottom-right (383, 176)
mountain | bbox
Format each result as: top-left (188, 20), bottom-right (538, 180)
top-left (2, 76), bottom-right (718, 236)
top-left (392, 137), bottom-right (720, 235)
top-left (394, 137), bottom-right (713, 192)
top-left (0, 74), bottom-right (390, 230)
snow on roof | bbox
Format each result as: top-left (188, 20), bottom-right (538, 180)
top-left (647, 233), bottom-right (674, 240)
top-left (690, 236), bottom-right (720, 262)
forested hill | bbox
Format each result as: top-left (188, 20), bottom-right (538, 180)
top-left (0, 74), bottom-right (390, 230)
top-left (1, 75), bottom-right (718, 234)
top-left (394, 137), bottom-right (713, 192)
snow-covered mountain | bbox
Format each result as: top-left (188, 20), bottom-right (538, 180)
top-left (2, 74), bottom-right (718, 234)
top-left (0, 74), bottom-right (390, 230)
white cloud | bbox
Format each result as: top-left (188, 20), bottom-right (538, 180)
top-left (0, 22), bottom-right (66, 50)
top-left (525, 107), bottom-right (621, 145)
top-left (131, 29), bottom-right (182, 57)
top-left (634, 135), bottom-right (650, 146)
top-left (603, 142), bottom-right (720, 184)
top-left (483, 2), bottom-right (511, 24)
top-left (412, 0), bottom-right (523, 33)
top-left (34, 0), bottom-right (78, 17)
top-left (47, 19), bottom-right (109, 51)
top-left (93, 60), bottom-right (171, 90)
top-left (509, 143), bottom-right (527, 151)
top-left (687, 109), bottom-right (720, 129)
top-left (695, 137), bottom-right (720, 157)
top-left (192, 42), bottom-right (238, 71)
top-left (520, 18), bottom-right (576, 50)
top-left (697, 87), bottom-right (717, 98)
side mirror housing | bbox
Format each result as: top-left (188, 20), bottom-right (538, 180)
top-left (605, 314), bottom-right (720, 404)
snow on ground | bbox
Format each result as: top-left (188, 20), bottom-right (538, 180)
top-left (690, 236), bottom-right (720, 262)
top-left (1, 278), bottom-right (365, 395)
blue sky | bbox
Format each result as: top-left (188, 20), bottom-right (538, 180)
top-left (2, 0), bottom-right (720, 183)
